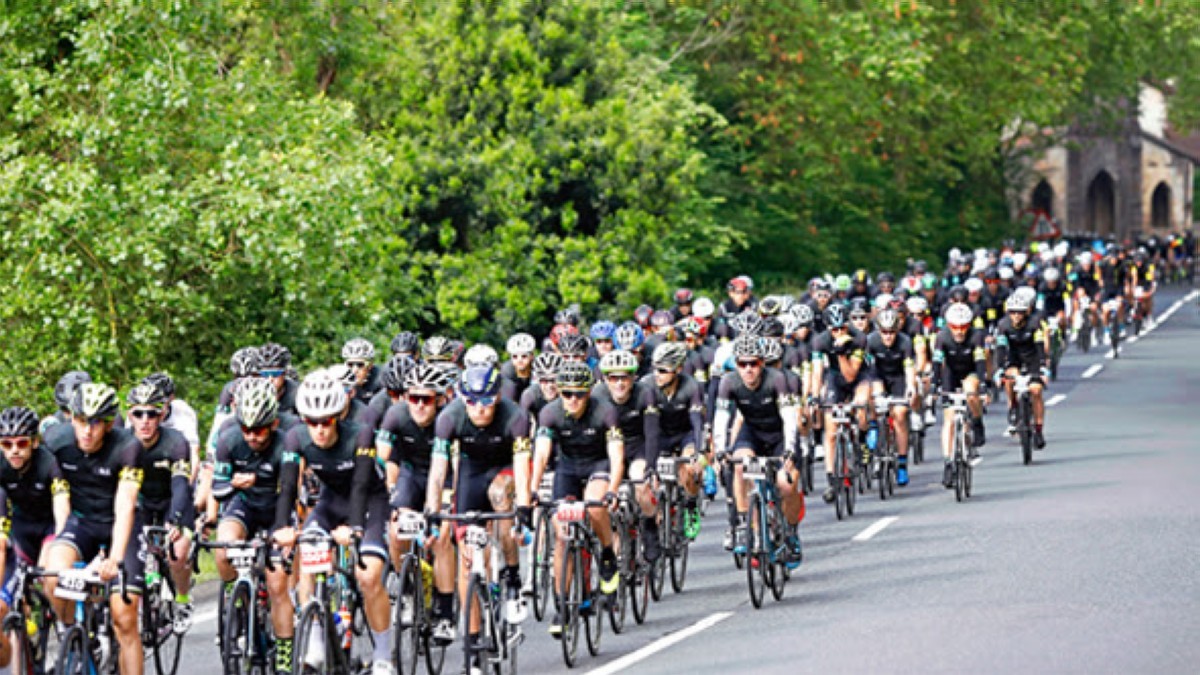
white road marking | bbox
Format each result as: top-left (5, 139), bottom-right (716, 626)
top-left (1127, 335), bottom-right (1139, 344)
top-left (969, 457), bottom-right (983, 468)
top-left (1082, 364), bottom-right (1103, 379)
top-left (1046, 394), bottom-right (1067, 407)
top-left (588, 612), bottom-right (734, 675)
top-left (852, 516), bottom-right (899, 542)
top-left (194, 608), bottom-right (218, 625)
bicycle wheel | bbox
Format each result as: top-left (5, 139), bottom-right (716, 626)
top-left (767, 506), bottom-right (787, 602)
top-left (55, 624), bottom-right (91, 675)
top-left (463, 575), bottom-right (499, 675)
top-left (392, 557), bottom-right (421, 675)
top-left (963, 454), bottom-right (973, 498)
top-left (878, 429), bottom-right (890, 502)
top-left (294, 603), bottom-right (332, 675)
top-left (832, 435), bottom-right (846, 521)
top-left (627, 529), bottom-right (649, 626)
top-left (221, 582), bottom-right (252, 675)
top-left (530, 509), bottom-right (553, 622)
top-left (667, 489), bottom-right (688, 594)
top-left (152, 574), bottom-right (184, 675)
top-left (1111, 319), bottom-right (1121, 357)
top-left (745, 493), bottom-right (766, 609)
top-left (648, 549), bottom-right (666, 603)
top-left (3, 613), bottom-right (34, 675)
top-left (1020, 395), bottom-right (1033, 466)
top-left (558, 545), bottom-right (581, 668)
top-left (583, 546), bottom-right (602, 657)
top-left (607, 514), bottom-right (630, 634)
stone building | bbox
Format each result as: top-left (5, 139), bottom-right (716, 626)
top-left (1015, 84), bottom-right (1197, 240)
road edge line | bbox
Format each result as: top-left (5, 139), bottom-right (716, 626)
top-left (588, 611), bottom-right (734, 675)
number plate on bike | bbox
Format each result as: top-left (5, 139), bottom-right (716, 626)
top-left (298, 541), bottom-right (333, 575)
top-left (555, 502), bottom-right (587, 523)
top-left (54, 569), bottom-right (94, 601)
top-left (538, 473), bottom-right (555, 503)
top-left (742, 457), bottom-right (769, 481)
top-left (463, 525), bottom-right (489, 550)
top-left (395, 512), bottom-right (425, 540)
top-left (656, 458), bottom-right (678, 480)
top-left (227, 547), bottom-right (257, 570)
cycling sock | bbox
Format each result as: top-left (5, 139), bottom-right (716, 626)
top-left (434, 590), bottom-right (454, 619)
top-left (736, 511), bottom-right (747, 526)
top-left (501, 565), bottom-right (521, 589)
top-left (175, 592), bottom-right (190, 604)
top-left (1035, 424), bottom-right (1043, 433)
top-left (274, 637), bottom-right (293, 673)
top-left (601, 546), bottom-right (617, 566)
top-left (826, 472), bottom-right (836, 487)
top-left (372, 628), bottom-right (393, 661)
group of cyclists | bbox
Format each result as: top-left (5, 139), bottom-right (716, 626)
top-left (0, 232), bottom-right (1190, 675)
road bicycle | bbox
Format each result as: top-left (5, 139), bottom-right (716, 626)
top-left (550, 499), bottom-right (607, 668)
top-left (872, 396), bottom-right (909, 501)
top-left (822, 403), bottom-right (866, 520)
top-left (199, 533), bottom-right (277, 675)
top-left (741, 456), bottom-right (793, 609)
top-left (1010, 373), bottom-right (1036, 466)
top-left (611, 481), bottom-right (650, 630)
top-left (140, 525), bottom-right (187, 675)
top-left (389, 511), bottom-right (446, 675)
top-left (527, 473), bottom-right (556, 624)
top-left (1, 559), bottom-right (54, 675)
top-left (47, 560), bottom-right (127, 675)
top-left (292, 531), bottom-right (372, 675)
top-left (942, 392), bottom-right (975, 502)
top-left (655, 455), bottom-right (694, 595)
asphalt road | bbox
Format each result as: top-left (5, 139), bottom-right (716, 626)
top-left (169, 287), bottom-right (1200, 675)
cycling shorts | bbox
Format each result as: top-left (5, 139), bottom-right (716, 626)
top-left (659, 432), bottom-right (696, 457)
top-left (303, 491), bottom-right (390, 564)
top-left (219, 494), bottom-right (278, 539)
top-left (551, 457), bottom-right (610, 501)
top-left (390, 462), bottom-right (430, 512)
top-left (732, 425), bottom-right (785, 458)
top-left (822, 370), bottom-right (867, 405)
top-left (53, 513), bottom-right (145, 594)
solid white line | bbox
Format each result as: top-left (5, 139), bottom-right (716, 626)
top-left (969, 456), bottom-right (984, 468)
top-left (852, 516), bottom-right (899, 542)
top-left (1046, 394), bottom-right (1067, 407)
top-left (588, 612), bottom-right (734, 675)
top-left (1127, 335), bottom-right (1139, 344)
top-left (194, 608), bottom-right (218, 625)
top-left (1082, 364), bottom-right (1103, 379)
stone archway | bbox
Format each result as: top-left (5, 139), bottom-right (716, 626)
top-left (1031, 179), bottom-right (1054, 217)
top-left (1151, 182), bottom-right (1171, 229)
top-left (1086, 171), bottom-right (1116, 236)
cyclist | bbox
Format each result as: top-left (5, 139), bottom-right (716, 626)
top-left (811, 304), bottom-right (872, 505)
top-left (866, 309), bottom-right (918, 486)
top-left (529, 361), bottom-right (625, 636)
top-left (44, 383), bottom-right (146, 675)
top-left (712, 335), bottom-right (803, 562)
top-left (327, 364), bottom-right (381, 429)
top-left (343, 338), bottom-right (382, 403)
top-left (670, 288), bottom-right (695, 322)
top-left (995, 294), bottom-right (1048, 449)
top-left (390, 332), bottom-right (421, 362)
top-left (211, 378), bottom-right (298, 674)
top-left (520, 353), bottom-right (565, 423)
top-left (719, 276), bottom-right (757, 322)
top-left (425, 365), bottom-right (532, 653)
top-left (644, 343), bottom-right (707, 539)
top-left (126, 382), bottom-right (196, 632)
top-left (272, 374), bottom-right (394, 675)
top-left (1070, 252), bottom-right (1102, 344)
top-left (376, 363), bottom-right (458, 644)
top-left (593, 350), bottom-right (663, 560)
top-left (1130, 250), bottom-right (1157, 329)
top-left (588, 322), bottom-right (617, 364)
top-left (367, 355), bottom-right (413, 421)
top-left (500, 333), bottom-right (537, 401)
top-left (1098, 246), bottom-right (1132, 346)
top-left (932, 303), bottom-right (988, 488)
top-left (259, 342), bottom-right (299, 415)
top-left (0, 406), bottom-right (69, 673)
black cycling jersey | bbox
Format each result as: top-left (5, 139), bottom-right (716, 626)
top-left (347, 398), bottom-right (380, 429)
top-left (536, 398), bottom-right (622, 464)
top-left (682, 347), bottom-right (713, 385)
top-left (211, 424), bottom-right (289, 513)
top-left (866, 331), bottom-right (915, 380)
top-left (356, 366), bottom-right (383, 403)
top-left (811, 327), bottom-right (868, 366)
top-left (782, 342), bottom-right (808, 381)
top-left (434, 398), bottom-right (530, 469)
top-left (277, 378), bottom-right (299, 416)
top-left (137, 427), bottom-right (192, 525)
top-left (591, 379), bottom-right (660, 448)
top-left (367, 389), bottom-right (395, 422)
top-left (994, 314), bottom-right (1046, 368)
top-left (377, 402), bottom-right (438, 472)
top-left (1071, 264), bottom-right (1101, 298)
top-left (519, 384), bottom-right (555, 425)
top-left (716, 367), bottom-right (795, 434)
top-left (47, 427), bottom-right (142, 524)
top-left (500, 361), bottom-right (532, 402)
top-left (217, 379), bottom-right (238, 411)
top-left (1038, 281), bottom-right (1070, 316)
top-left (0, 447), bottom-right (65, 524)
top-left (931, 327), bottom-right (987, 389)
top-left (274, 420), bottom-right (382, 530)
top-left (1131, 262), bottom-right (1156, 287)
top-left (641, 372), bottom-right (705, 452)
top-left (1099, 259), bottom-right (1132, 295)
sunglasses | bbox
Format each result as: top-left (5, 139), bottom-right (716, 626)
top-left (655, 367), bottom-right (676, 375)
top-left (736, 360), bottom-right (762, 369)
top-left (0, 438), bottom-right (33, 451)
top-left (260, 369), bottom-right (286, 378)
top-left (949, 324), bottom-right (970, 331)
top-left (131, 409), bottom-right (163, 420)
top-left (303, 416), bottom-right (336, 428)
top-left (464, 395), bottom-right (496, 407)
top-left (561, 390), bottom-right (589, 400)
top-left (346, 361), bottom-right (369, 369)
top-left (880, 330), bottom-right (898, 336)
top-left (406, 394), bottom-right (436, 407)
top-left (240, 424), bottom-right (272, 437)
top-left (605, 374), bottom-right (632, 382)
top-left (830, 326), bottom-right (848, 333)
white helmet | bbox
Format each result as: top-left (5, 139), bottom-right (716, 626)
top-left (999, 266), bottom-right (1015, 281)
top-left (341, 338), bottom-right (376, 362)
top-left (1043, 267), bottom-right (1061, 282)
top-left (296, 371), bottom-right (347, 418)
top-left (506, 333), bottom-right (536, 356)
top-left (944, 303), bottom-right (974, 327)
top-left (464, 344), bottom-right (500, 368)
top-left (1013, 286), bottom-right (1038, 305)
top-left (1012, 252), bottom-right (1028, 269)
top-left (905, 296), bottom-right (928, 315)
top-left (873, 293), bottom-right (894, 310)
top-left (964, 278), bottom-right (984, 293)
top-left (692, 297), bottom-right (716, 319)
top-left (1054, 241), bottom-right (1070, 259)
top-left (1005, 293), bottom-right (1032, 313)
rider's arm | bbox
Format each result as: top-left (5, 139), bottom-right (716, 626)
top-left (110, 441), bottom-right (144, 562)
top-left (688, 382), bottom-right (707, 455)
top-left (640, 388), bottom-right (662, 468)
top-left (530, 406), bottom-right (557, 495)
top-left (994, 323), bottom-right (1010, 367)
top-left (425, 441), bottom-right (451, 514)
top-left (347, 424), bottom-right (380, 530)
top-left (931, 334), bottom-right (946, 391)
top-left (606, 430), bottom-right (626, 489)
top-left (210, 430), bottom-right (236, 501)
top-left (711, 377), bottom-right (735, 455)
top-left (972, 332), bottom-right (988, 382)
top-left (168, 440), bottom-right (194, 527)
top-left (510, 410), bottom-right (533, 508)
top-left (272, 432), bottom-right (302, 533)
top-left (776, 376), bottom-right (798, 454)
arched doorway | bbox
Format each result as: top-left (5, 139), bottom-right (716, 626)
top-left (1086, 171), bottom-right (1115, 236)
top-left (1151, 182), bottom-right (1171, 229)
top-left (1031, 179), bottom-right (1054, 217)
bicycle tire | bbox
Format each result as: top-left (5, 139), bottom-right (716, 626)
top-left (963, 454), bottom-right (973, 498)
top-left (842, 436), bottom-right (857, 517)
top-left (877, 425), bottom-right (890, 501)
top-left (667, 489), bottom-right (688, 594)
top-left (462, 574), bottom-right (498, 675)
top-left (392, 556), bottom-right (421, 675)
top-left (608, 514), bottom-right (630, 635)
top-left (56, 624), bottom-right (90, 675)
top-left (222, 581), bottom-right (252, 675)
top-left (152, 571), bottom-right (184, 675)
top-left (530, 509), bottom-right (553, 622)
top-left (3, 614), bottom-right (34, 675)
top-left (583, 547), bottom-right (603, 658)
top-left (746, 493), bottom-right (766, 609)
top-left (648, 550), bottom-right (665, 603)
top-left (627, 527), bottom-right (649, 626)
top-left (767, 505), bottom-right (787, 602)
top-left (1020, 395), bottom-right (1033, 466)
top-left (294, 603), bottom-right (332, 675)
top-left (558, 544), bottom-right (581, 668)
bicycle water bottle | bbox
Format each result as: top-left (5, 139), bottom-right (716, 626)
top-left (866, 420), bottom-right (879, 451)
top-left (702, 464), bottom-right (719, 499)
top-left (335, 608), bottom-right (352, 651)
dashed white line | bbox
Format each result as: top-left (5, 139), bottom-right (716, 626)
top-left (588, 612), bottom-right (734, 675)
top-left (1082, 364), bottom-right (1103, 379)
top-left (852, 516), bottom-right (899, 542)
top-left (1046, 394), bottom-right (1067, 407)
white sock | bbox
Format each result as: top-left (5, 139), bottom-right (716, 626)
top-left (373, 628), bottom-right (393, 662)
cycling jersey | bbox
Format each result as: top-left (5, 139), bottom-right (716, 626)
top-left (641, 372), bottom-right (705, 454)
top-left (346, 398), bottom-right (380, 429)
top-left (0, 447), bottom-right (65, 525)
top-left (212, 425), bottom-right (289, 515)
top-left (137, 427), bottom-right (193, 527)
top-left (274, 421), bottom-right (383, 531)
top-left (591, 379), bottom-right (661, 465)
top-left (499, 361), bottom-right (532, 402)
top-left (536, 398), bottom-right (622, 464)
top-left (356, 366), bottom-right (383, 403)
top-left (47, 427), bottom-right (142, 524)
top-left (931, 328), bottom-right (987, 391)
top-left (436, 398), bottom-right (530, 513)
top-left (866, 331), bottom-right (914, 395)
top-left (377, 402), bottom-right (436, 473)
top-left (367, 389), bottom-right (396, 422)
top-left (994, 315), bottom-right (1046, 374)
top-left (1099, 259), bottom-right (1132, 298)
top-left (159, 399), bottom-right (200, 450)
top-left (519, 384), bottom-right (555, 425)
top-left (1037, 281), bottom-right (1070, 316)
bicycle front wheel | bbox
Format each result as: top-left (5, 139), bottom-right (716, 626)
top-left (531, 509), bottom-right (554, 622)
top-left (746, 493), bottom-right (766, 609)
top-left (608, 513), bottom-right (630, 634)
top-left (294, 603), bottom-right (332, 675)
top-left (3, 613), bottom-right (34, 675)
top-left (392, 557), bottom-right (421, 675)
top-left (627, 528), bottom-right (649, 626)
top-left (55, 625), bottom-right (90, 675)
top-left (558, 544), bottom-right (582, 668)
top-left (463, 575), bottom-right (499, 675)
top-left (152, 575), bottom-right (184, 675)
top-left (221, 582), bottom-right (252, 675)
top-left (583, 546), bottom-right (603, 657)
top-left (1020, 395), bottom-right (1033, 466)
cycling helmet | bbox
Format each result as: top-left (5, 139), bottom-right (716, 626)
top-left (390, 331), bottom-right (420, 355)
top-left (791, 304), bottom-right (814, 327)
top-left (230, 347), bottom-right (262, 378)
top-left (673, 288), bottom-right (694, 305)
top-left (126, 382), bottom-right (168, 408)
top-left (876, 272), bottom-right (896, 285)
top-left (901, 276), bottom-right (922, 295)
top-left (760, 317), bottom-right (784, 338)
top-left (905, 296), bottom-right (928, 315)
top-left (556, 361), bottom-right (595, 392)
top-left (326, 364), bottom-right (357, 390)
top-left (651, 342), bottom-right (688, 370)
top-left (677, 317), bottom-right (705, 338)
top-left (236, 378), bottom-right (279, 428)
top-left (532, 353), bottom-right (565, 382)
top-left (404, 362), bottom-right (453, 395)
top-left (463, 344), bottom-right (500, 368)
top-left (1011, 286), bottom-right (1038, 307)
top-left (614, 322), bottom-right (645, 351)
top-left (634, 305), bottom-right (655, 328)
top-left (460, 365), bottom-right (503, 399)
top-left (505, 332), bottom-right (537, 356)
top-left (588, 321), bottom-right (616, 342)
top-left (1005, 293), bottom-right (1032, 313)
top-left (259, 343), bottom-right (292, 369)
top-left (727, 276), bottom-right (752, 292)
top-left (777, 295), bottom-right (795, 313)
top-left (421, 336), bottom-right (455, 362)
top-left (876, 308), bottom-right (901, 332)
top-left (944, 303), bottom-right (974, 328)
top-left (380, 355), bottom-right (413, 392)
top-left (964, 278), bottom-right (984, 294)
top-left (921, 273), bottom-right (938, 290)
top-left (54, 371), bottom-right (93, 411)
top-left (761, 339), bottom-right (784, 364)
top-left (757, 295), bottom-right (784, 317)
top-left (812, 278), bottom-right (832, 294)
top-left (0, 407), bottom-right (40, 438)
top-left (1043, 267), bottom-right (1061, 283)
top-left (70, 383), bottom-right (120, 421)
top-left (947, 285), bottom-right (969, 304)
top-left (729, 311), bottom-right (764, 337)
top-left (848, 300), bottom-right (870, 320)
top-left (731, 334), bottom-right (763, 360)
top-left (853, 269), bottom-right (870, 284)
top-left (998, 266), bottom-right (1015, 281)
top-left (778, 312), bottom-right (800, 336)
top-left (873, 292), bottom-right (894, 310)
top-left (834, 275), bottom-right (852, 293)
top-left (296, 372), bottom-right (346, 419)
top-left (557, 333), bottom-right (590, 358)
top-left (1012, 251), bottom-right (1028, 268)
top-left (649, 310), bottom-right (673, 329)
top-left (142, 372), bottom-right (175, 399)
top-left (447, 340), bottom-right (466, 364)
top-left (888, 295), bottom-right (906, 311)
top-left (823, 304), bottom-right (848, 330)
top-left (554, 308), bottom-right (581, 327)
top-left (341, 338), bottom-right (375, 362)
top-left (599, 350), bottom-right (639, 375)
top-left (692, 297), bottom-right (716, 319)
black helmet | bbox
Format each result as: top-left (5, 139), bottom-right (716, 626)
top-left (948, 285), bottom-right (969, 304)
top-left (54, 371), bottom-right (92, 411)
top-left (380, 355), bottom-right (414, 393)
top-left (390, 331), bottom-right (420, 355)
top-left (0, 406), bottom-right (39, 438)
top-left (259, 342), bottom-right (292, 369)
top-left (141, 372), bottom-right (175, 398)
top-left (823, 304), bottom-right (848, 329)
top-left (557, 333), bottom-right (590, 358)
top-left (229, 347), bottom-right (261, 378)
top-left (126, 382), bottom-right (168, 408)
top-left (876, 271), bottom-right (896, 285)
